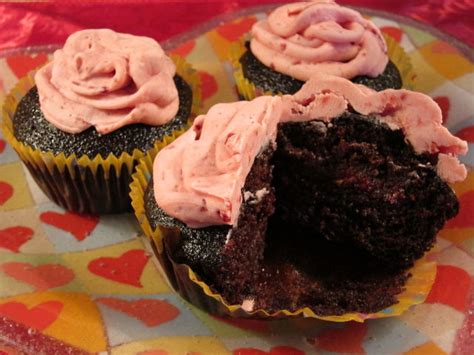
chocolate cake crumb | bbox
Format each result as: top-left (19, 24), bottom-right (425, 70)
top-left (253, 223), bottom-right (410, 314)
top-left (146, 146), bottom-right (275, 298)
top-left (273, 113), bottom-right (458, 269)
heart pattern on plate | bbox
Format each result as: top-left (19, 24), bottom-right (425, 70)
top-left (1, 262), bottom-right (75, 291)
top-left (197, 71), bottom-right (218, 101)
top-left (88, 249), bottom-right (149, 287)
top-left (445, 191), bottom-right (474, 229)
top-left (313, 322), bottom-right (368, 353)
top-left (215, 17), bottom-right (256, 42)
top-left (97, 297), bottom-right (180, 327)
top-left (0, 301), bottom-right (63, 331)
top-left (0, 226), bottom-right (33, 252)
top-left (0, 181), bottom-right (13, 206)
top-left (426, 265), bottom-right (470, 311)
top-left (40, 211), bottom-right (99, 241)
top-left (380, 26), bottom-right (403, 42)
top-left (433, 96), bottom-right (450, 124)
top-left (6, 53), bottom-right (48, 78)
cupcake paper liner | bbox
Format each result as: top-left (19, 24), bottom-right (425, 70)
top-left (229, 36), bottom-right (276, 101)
top-left (384, 34), bottom-right (416, 90)
top-left (230, 33), bottom-right (416, 101)
top-left (130, 152), bottom-right (437, 322)
top-left (1, 55), bottom-right (201, 214)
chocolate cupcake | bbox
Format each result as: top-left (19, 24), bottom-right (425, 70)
top-left (231, 0), bottom-right (414, 99)
top-left (131, 75), bottom-right (467, 320)
top-left (2, 29), bottom-right (200, 214)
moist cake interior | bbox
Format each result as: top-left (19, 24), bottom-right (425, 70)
top-left (145, 112), bottom-right (458, 315)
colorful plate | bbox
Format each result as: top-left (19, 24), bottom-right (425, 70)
top-left (0, 8), bottom-right (473, 355)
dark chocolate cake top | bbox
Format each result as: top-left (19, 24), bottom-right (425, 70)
top-left (240, 43), bottom-right (402, 94)
top-left (13, 75), bottom-right (192, 159)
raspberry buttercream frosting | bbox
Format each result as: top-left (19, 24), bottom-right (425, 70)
top-left (35, 29), bottom-right (179, 134)
top-left (250, 0), bottom-right (388, 81)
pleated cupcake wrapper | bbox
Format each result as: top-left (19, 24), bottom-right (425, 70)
top-left (1, 55), bottom-right (201, 213)
top-left (384, 33), bottom-right (416, 90)
top-left (229, 36), bottom-right (276, 101)
top-left (230, 33), bottom-right (416, 101)
top-left (130, 153), bottom-right (437, 321)
top-left (170, 54), bottom-right (202, 114)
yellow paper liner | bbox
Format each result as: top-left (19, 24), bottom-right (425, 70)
top-left (130, 153), bottom-right (437, 321)
top-left (230, 33), bottom-right (416, 101)
top-left (1, 55), bottom-right (201, 213)
top-left (229, 36), bottom-right (275, 101)
top-left (383, 33), bottom-right (416, 90)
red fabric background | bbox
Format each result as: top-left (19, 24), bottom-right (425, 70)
top-left (0, 0), bottom-right (473, 52)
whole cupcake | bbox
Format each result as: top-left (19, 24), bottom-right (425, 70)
top-left (232, 0), bottom-right (413, 99)
top-left (131, 75), bottom-right (467, 320)
top-left (2, 29), bottom-right (200, 214)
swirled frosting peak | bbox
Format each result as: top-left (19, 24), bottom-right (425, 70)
top-left (154, 75), bottom-right (467, 229)
top-left (251, 0), bottom-right (388, 81)
top-left (35, 29), bottom-right (179, 134)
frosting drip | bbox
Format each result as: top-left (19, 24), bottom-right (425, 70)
top-left (250, 0), bottom-right (388, 81)
top-left (154, 74), bottom-right (467, 228)
top-left (35, 29), bottom-right (179, 134)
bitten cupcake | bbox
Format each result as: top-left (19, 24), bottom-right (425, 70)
top-left (131, 75), bottom-right (467, 320)
top-left (2, 29), bottom-right (200, 214)
top-left (231, 0), bottom-right (414, 99)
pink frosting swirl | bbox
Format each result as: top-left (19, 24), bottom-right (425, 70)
top-left (154, 97), bottom-right (283, 228)
top-left (35, 29), bottom-right (179, 134)
top-left (154, 75), bottom-right (467, 228)
top-left (250, 0), bottom-right (388, 81)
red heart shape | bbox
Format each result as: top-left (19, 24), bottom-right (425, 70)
top-left (431, 41), bottom-right (459, 55)
top-left (88, 249), bottom-right (149, 287)
top-left (0, 181), bottom-right (13, 206)
top-left (138, 351), bottom-right (169, 355)
top-left (445, 191), bottom-right (474, 229)
top-left (7, 54), bottom-right (48, 79)
top-left (40, 211), bottom-right (99, 241)
top-left (455, 126), bottom-right (474, 143)
top-left (314, 322), bottom-right (368, 353)
top-left (433, 96), bottom-right (450, 124)
top-left (1, 262), bottom-right (75, 291)
top-left (426, 265), bottom-right (470, 312)
top-left (233, 346), bottom-right (304, 355)
top-left (216, 17), bottom-right (257, 42)
top-left (0, 139), bottom-right (6, 154)
top-left (97, 297), bottom-right (180, 327)
top-left (169, 40), bottom-right (196, 57)
top-left (0, 226), bottom-right (33, 253)
top-left (197, 71), bottom-right (218, 101)
top-left (380, 26), bottom-right (403, 42)
top-left (211, 314), bottom-right (268, 332)
top-left (0, 301), bottom-right (63, 331)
